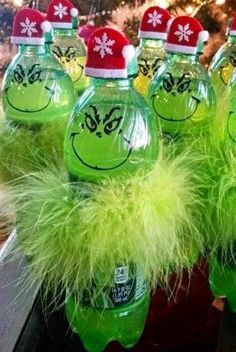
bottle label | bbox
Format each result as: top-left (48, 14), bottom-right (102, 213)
top-left (81, 264), bottom-right (146, 309)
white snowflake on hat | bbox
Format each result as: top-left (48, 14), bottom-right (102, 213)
top-left (53, 2), bottom-right (68, 19)
top-left (174, 23), bottom-right (193, 42)
top-left (94, 32), bottom-right (115, 59)
top-left (147, 10), bottom-right (162, 27)
top-left (20, 17), bottom-right (38, 37)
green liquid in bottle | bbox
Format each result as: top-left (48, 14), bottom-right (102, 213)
top-left (2, 44), bottom-right (75, 124)
top-left (64, 75), bottom-right (159, 350)
top-left (51, 28), bottom-right (90, 96)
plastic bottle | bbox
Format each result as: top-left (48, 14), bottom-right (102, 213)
top-left (64, 27), bottom-right (159, 352)
top-left (148, 16), bottom-right (215, 140)
top-left (209, 16), bottom-right (236, 100)
top-left (47, 0), bottom-right (89, 95)
top-left (134, 6), bottom-right (171, 97)
top-left (2, 8), bottom-right (75, 125)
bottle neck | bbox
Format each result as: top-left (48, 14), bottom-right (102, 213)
top-left (53, 28), bottom-right (77, 37)
top-left (229, 35), bottom-right (236, 44)
top-left (92, 77), bottom-right (132, 89)
top-left (166, 51), bottom-right (197, 63)
top-left (140, 38), bottom-right (164, 48)
top-left (18, 44), bottom-right (49, 55)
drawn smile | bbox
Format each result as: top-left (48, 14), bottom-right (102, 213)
top-left (227, 111), bottom-right (236, 143)
top-left (71, 132), bottom-right (133, 170)
top-left (152, 95), bottom-right (200, 122)
top-left (5, 86), bottom-right (53, 113)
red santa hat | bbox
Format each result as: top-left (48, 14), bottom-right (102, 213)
top-left (85, 27), bottom-right (135, 79)
top-left (139, 6), bottom-right (171, 40)
top-left (47, 0), bottom-right (79, 29)
top-left (165, 16), bottom-right (209, 55)
top-left (229, 14), bottom-right (236, 36)
top-left (11, 9), bottom-right (51, 45)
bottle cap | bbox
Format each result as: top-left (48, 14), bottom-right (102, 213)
top-left (47, 0), bottom-right (79, 29)
top-left (139, 6), bottom-right (171, 40)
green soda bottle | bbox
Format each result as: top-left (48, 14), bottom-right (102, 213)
top-left (209, 16), bottom-right (236, 100)
top-left (209, 245), bottom-right (236, 313)
top-left (64, 27), bottom-right (159, 351)
top-left (2, 8), bottom-right (75, 124)
top-left (134, 6), bottom-right (171, 97)
top-left (148, 16), bottom-right (215, 139)
top-left (47, 0), bottom-right (89, 96)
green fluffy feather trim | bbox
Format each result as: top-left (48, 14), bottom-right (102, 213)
top-left (8, 149), bottom-right (203, 301)
top-left (0, 118), bottom-right (66, 182)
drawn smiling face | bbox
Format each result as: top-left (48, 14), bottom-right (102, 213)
top-left (151, 72), bottom-right (200, 123)
top-left (52, 45), bottom-right (84, 83)
top-left (219, 51), bottom-right (236, 86)
top-left (69, 105), bottom-right (134, 171)
top-left (4, 63), bottom-right (54, 113)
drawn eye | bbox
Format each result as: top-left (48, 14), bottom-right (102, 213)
top-left (52, 49), bottom-right (61, 59)
top-left (104, 117), bottom-right (122, 135)
top-left (163, 77), bottom-right (173, 92)
top-left (85, 114), bottom-right (97, 132)
top-left (177, 80), bottom-right (191, 93)
top-left (152, 60), bottom-right (161, 75)
top-left (139, 64), bottom-right (149, 76)
top-left (66, 51), bottom-right (76, 62)
top-left (28, 71), bottom-right (41, 84)
top-left (230, 54), bottom-right (236, 66)
top-left (14, 70), bottom-right (24, 83)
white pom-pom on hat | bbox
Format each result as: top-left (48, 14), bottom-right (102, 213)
top-left (122, 44), bottom-right (135, 63)
top-left (198, 30), bottom-right (209, 42)
top-left (41, 20), bottom-right (52, 33)
top-left (70, 7), bottom-right (78, 17)
top-left (166, 18), bottom-right (174, 34)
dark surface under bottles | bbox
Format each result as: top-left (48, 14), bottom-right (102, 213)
top-left (14, 260), bottom-right (224, 352)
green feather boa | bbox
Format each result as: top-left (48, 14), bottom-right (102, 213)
top-left (8, 149), bottom-right (203, 302)
top-left (0, 116), bottom-right (66, 182)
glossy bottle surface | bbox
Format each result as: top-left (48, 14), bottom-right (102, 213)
top-left (2, 44), bottom-right (75, 124)
top-left (148, 53), bottom-right (216, 138)
top-left (224, 69), bottom-right (236, 145)
top-left (66, 264), bottom-right (150, 352)
top-left (51, 28), bottom-right (90, 95)
top-left (64, 78), bottom-right (159, 182)
top-left (209, 249), bottom-right (236, 313)
top-left (134, 38), bottom-right (166, 97)
top-left (209, 37), bottom-right (236, 99)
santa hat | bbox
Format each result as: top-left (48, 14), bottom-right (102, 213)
top-left (229, 14), bottom-right (236, 36)
top-left (85, 27), bottom-right (135, 79)
top-left (139, 6), bottom-right (171, 40)
top-left (11, 9), bottom-right (51, 45)
top-left (47, 0), bottom-right (79, 29)
top-left (165, 16), bottom-right (209, 55)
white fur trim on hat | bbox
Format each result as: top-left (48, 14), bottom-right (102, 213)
top-left (165, 42), bottom-right (197, 55)
top-left (11, 36), bottom-right (45, 45)
top-left (70, 8), bottom-right (78, 17)
top-left (198, 30), bottom-right (209, 42)
top-left (41, 20), bottom-right (52, 33)
top-left (50, 21), bottom-right (73, 29)
top-left (122, 45), bottom-right (135, 63)
top-left (229, 29), bottom-right (236, 36)
top-left (85, 67), bottom-right (127, 78)
top-left (139, 30), bottom-right (167, 40)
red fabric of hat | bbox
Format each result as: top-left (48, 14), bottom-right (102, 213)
top-left (11, 8), bottom-right (51, 45)
top-left (47, 0), bottom-right (78, 29)
top-left (139, 6), bottom-right (171, 40)
top-left (85, 27), bottom-right (135, 79)
top-left (229, 14), bottom-right (236, 36)
top-left (165, 16), bottom-right (209, 55)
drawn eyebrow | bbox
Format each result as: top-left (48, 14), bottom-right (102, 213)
top-left (139, 58), bottom-right (149, 67)
top-left (65, 46), bottom-right (75, 56)
top-left (177, 73), bottom-right (191, 85)
top-left (15, 64), bottom-right (25, 76)
top-left (27, 64), bottom-right (40, 76)
top-left (53, 45), bottom-right (63, 58)
top-left (88, 105), bottom-right (100, 124)
top-left (103, 107), bottom-right (121, 123)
